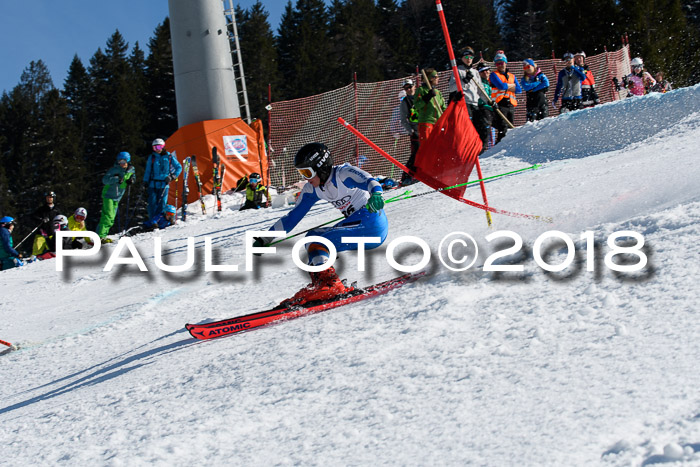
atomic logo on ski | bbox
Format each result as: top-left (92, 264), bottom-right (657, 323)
top-left (185, 272), bottom-right (424, 340)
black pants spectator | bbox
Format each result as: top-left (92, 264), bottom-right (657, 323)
top-left (468, 104), bottom-right (493, 153)
top-left (402, 131), bottom-right (420, 184)
top-left (493, 100), bottom-right (515, 144)
top-left (560, 99), bottom-right (583, 113)
top-left (526, 89), bottom-right (549, 122)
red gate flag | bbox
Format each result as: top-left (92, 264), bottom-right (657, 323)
top-left (413, 99), bottom-right (482, 198)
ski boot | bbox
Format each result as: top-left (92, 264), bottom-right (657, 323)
top-left (280, 267), bottom-right (353, 308)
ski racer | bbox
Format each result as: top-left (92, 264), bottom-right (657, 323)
top-left (253, 143), bottom-right (388, 305)
top-left (0, 216), bottom-right (23, 270)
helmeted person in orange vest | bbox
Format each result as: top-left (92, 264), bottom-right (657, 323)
top-left (489, 52), bottom-right (521, 144)
top-left (574, 51), bottom-right (600, 108)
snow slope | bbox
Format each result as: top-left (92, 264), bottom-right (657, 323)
top-left (2, 85), bottom-right (700, 466)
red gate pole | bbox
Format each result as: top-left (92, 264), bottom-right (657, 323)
top-left (435, 0), bottom-right (492, 227)
top-left (353, 72), bottom-right (359, 166)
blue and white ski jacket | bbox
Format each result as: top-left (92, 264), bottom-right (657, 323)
top-left (270, 163), bottom-right (383, 234)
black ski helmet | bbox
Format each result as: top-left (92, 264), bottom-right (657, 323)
top-left (294, 143), bottom-right (332, 184)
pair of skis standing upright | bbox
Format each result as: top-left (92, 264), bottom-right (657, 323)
top-left (180, 147), bottom-right (226, 221)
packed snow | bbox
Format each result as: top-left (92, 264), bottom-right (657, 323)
top-left (2, 85), bottom-right (700, 466)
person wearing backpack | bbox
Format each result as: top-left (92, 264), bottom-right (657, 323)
top-left (143, 138), bottom-right (182, 225)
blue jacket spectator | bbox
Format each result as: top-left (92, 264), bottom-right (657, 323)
top-left (520, 58), bottom-right (550, 122)
top-left (144, 138), bottom-right (182, 222)
top-left (553, 53), bottom-right (587, 113)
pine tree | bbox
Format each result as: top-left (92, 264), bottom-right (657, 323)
top-left (62, 55), bottom-right (91, 158)
top-left (276, 0), bottom-right (333, 98)
top-left (86, 31), bottom-right (148, 216)
top-left (328, 0), bottom-right (385, 87)
top-left (376, 0), bottom-right (419, 77)
top-left (618, 0), bottom-right (697, 86)
top-left (501, 0), bottom-right (551, 59)
top-left (237, 1), bottom-right (281, 121)
top-left (145, 18), bottom-right (178, 140)
top-left (0, 61), bottom-right (63, 229)
top-left (547, 0), bottom-right (620, 55)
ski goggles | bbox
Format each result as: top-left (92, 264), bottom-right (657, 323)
top-left (153, 144), bottom-right (165, 152)
top-left (249, 177), bottom-right (260, 184)
top-left (75, 215), bottom-right (86, 222)
top-left (296, 167), bottom-right (316, 179)
top-left (463, 54), bottom-right (474, 60)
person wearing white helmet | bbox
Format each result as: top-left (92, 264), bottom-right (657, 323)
top-left (68, 207), bottom-right (93, 248)
top-left (574, 51), bottom-right (600, 108)
top-left (143, 138), bottom-right (182, 225)
top-left (623, 57), bottom-right (656, 96)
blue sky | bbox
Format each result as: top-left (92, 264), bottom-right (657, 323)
top-left (0, 1), bottom-right (290, 94)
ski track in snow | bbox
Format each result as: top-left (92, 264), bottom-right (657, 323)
top-left (1, 85), bottom-right (700, 465)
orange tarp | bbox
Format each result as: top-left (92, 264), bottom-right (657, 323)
top-left (165, 118), bottom-right (268, 206)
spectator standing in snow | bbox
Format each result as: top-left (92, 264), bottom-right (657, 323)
top-left (449, 46), bottom-right (492, 152)
top-left (553, 52), bottom-right (587, 113)
top-left (399, 78), bottom-right (419, 186)
top-left (415, 68), bottom-right (446, 143)
top-left (474, 64), bottom-right (495, 153)
top-left (143, 138), bottom-right (182, 224)
top-left (574, 51), bottom-right (600, 108)
top-left (520, 58), bottom-right (550, 122)
top-left (650, 72), bottom-right (672, 93)
top-left (0, 216), bottom-right (23, 270)
top-left (97, 152), bottom-right (135, 243)
top-left (489, 52), bottom-right (521, 144)
top-left (31, 190), bottom-right (60, 256)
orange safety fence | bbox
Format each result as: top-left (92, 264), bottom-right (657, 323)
top-left (268, 46), bottom-right (631, 188)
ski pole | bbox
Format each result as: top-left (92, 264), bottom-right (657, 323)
top-left (123, 189), bottom-right (144, 235)
top-left (120, 185), bottom-right (131, 236)
top-left (267, 164), bottom-right (541, 246)
top-left (1, 338), bottom-right (16, 349)
top-left (14, 223), bottom-right (42, 250)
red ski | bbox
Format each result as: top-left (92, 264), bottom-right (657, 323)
top-left (185, 272), bottom-right (424, 340)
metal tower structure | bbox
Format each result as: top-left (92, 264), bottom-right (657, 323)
top-left (168, 0), bottom-right (241, 127)
top-left (222, 0), bottom-right (251, 124)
